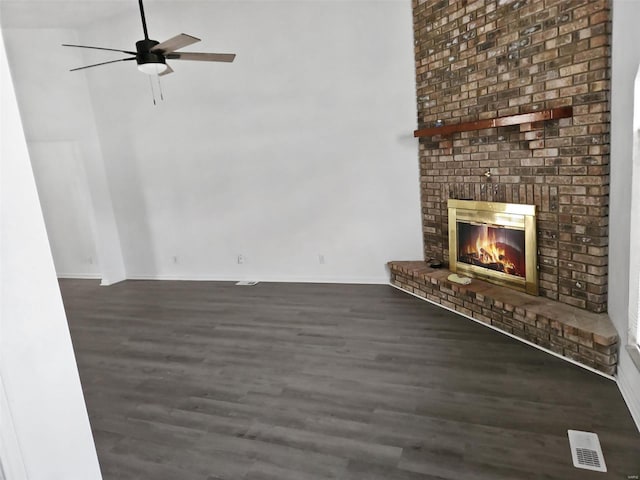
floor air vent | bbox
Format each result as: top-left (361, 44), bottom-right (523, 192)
top-left (235, 281), bottom-right (259, 286)
top-left (567, 430), bottom-right (607, 472)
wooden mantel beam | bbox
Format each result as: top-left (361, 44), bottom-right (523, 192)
top-left (413, 106), bottom-right (573, 138)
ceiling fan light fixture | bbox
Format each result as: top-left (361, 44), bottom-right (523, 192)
top-left (138, 62), bottom-right (168, 75)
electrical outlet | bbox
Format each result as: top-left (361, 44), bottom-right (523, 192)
top-left (318, 254), bottom-right (325, 264)
top-left (237, 254), bottom-right (245, 264)
top-left (88, 256), bottom-right (94, 265)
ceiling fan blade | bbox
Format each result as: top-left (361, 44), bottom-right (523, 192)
top-left (151, 34), bottom-right (200, 54)
top-left (166, 52), bottom-right (236, 63)
top-left (62, 44), bottom-right (137, 56)
top-left (70, 57), bottom-right (137, 72)
top-left (159, 64), bottom-right (174, 76)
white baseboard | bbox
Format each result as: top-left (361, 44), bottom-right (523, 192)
top-left (617, 347), bottom-right (640, 432)
top-left (56, 273), bottom-right (101, 280)
top-left (389, 283), bottom-right (616, 381)
top-left (125, 273), bottom-right (387, 285)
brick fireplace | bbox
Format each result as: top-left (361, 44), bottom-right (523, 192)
top-left (415, 0), bottom-right (610, 313)
top-left (389, 0), bottom-right (618, 375)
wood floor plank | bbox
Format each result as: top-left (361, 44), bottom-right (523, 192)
top-left (60, 280), bottom-right (640, 479)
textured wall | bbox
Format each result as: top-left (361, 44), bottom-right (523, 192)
top-left (4, 28), bottom-right (127, 285)
top-left (74, 1), bottom-right (422, 284)
top-left (413, 0), bottom-right (611, 312)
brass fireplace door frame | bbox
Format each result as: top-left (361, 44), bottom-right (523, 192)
top-left (448, 199), bottom-right (538, 295)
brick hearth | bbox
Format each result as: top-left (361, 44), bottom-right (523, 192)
top-left (388, 261), bottom-right (618, 375)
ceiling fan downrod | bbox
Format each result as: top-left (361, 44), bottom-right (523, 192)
top-left (138, 0), bottom-right (150, 40)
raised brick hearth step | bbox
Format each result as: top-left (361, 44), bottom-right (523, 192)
top-left (388, 261), bottom-right (618, 376)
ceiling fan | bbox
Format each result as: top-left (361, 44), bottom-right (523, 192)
top-left (63, 0), bottom-right (236, 76)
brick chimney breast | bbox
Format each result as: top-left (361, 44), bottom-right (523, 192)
top-left (412, 0), bottom-right (611, 313)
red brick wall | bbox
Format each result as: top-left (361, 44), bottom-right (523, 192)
top-left (413, 0), bottom-right (611, 312)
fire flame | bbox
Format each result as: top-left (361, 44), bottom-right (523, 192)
top-left (469, 226), bottom-right (518, 275)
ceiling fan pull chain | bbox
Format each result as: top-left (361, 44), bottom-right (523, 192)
top-left (157, 75), bottom-right (164, 101)
top-left (148, 75), bottom-right (157, 106)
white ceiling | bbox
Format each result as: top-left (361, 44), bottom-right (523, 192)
top-left (0, 0), bottom-right (400, 29)
top-left (0, 1), bottom-right (137, 28)
top-left (0, 0), bottom-right (258, 29)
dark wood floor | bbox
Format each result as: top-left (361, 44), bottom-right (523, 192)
top-left (60, 279), bottom-right (640, 480)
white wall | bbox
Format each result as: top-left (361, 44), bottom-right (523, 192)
top-left (75, 0), bottom-right (422, 283)
top-left (2, 28), bottom-right (126, 285)
top-left (29, 141), bottom-right (101, 278)
top-left (610, 0), bottom-right (640, 430)
top-left (0, 29), bottom-right (102, 479)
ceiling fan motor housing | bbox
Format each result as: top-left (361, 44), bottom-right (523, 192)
top-left (135, 39), bottom-right (166, 67)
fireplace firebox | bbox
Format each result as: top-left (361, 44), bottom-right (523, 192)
top-left (448, 200), bottom-right (538, 295)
